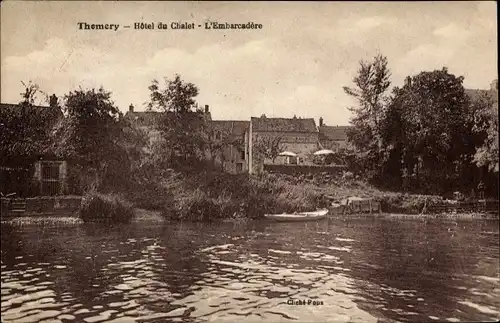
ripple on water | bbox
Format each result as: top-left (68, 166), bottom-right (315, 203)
top-left (335, 237), bottom-right (355, 242)
top-left (83, 309), bottom-right (118, 323)
top-left (459, 301), bottom-right (500, 316)
top-left (327, 246), bottom-right (353, 252)
top-left (199, 244), bottom-right (234, 252)
top-left (2, 219), bottom-right (498, 323)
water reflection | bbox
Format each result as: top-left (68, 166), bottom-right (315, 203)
top-left (1, 217), bottom-right (499, 322)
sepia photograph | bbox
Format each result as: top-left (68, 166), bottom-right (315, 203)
top-left (1, 1), bottom-right (498, 322)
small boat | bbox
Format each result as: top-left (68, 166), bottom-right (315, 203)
top-left (264, 209), bottom-right (329, 222)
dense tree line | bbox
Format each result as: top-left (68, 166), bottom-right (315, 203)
top-left (344, 55), bottom-right (498, 197)
top-left (3, 68), bottom-right (497, 199)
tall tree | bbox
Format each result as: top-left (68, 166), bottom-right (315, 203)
top-left (253, 135), bottom-right (285, 164)
top-left (344, 54), bottom-right (391, 147)
top-left (343, 54), bottom-right (392, 180)
top-left (147, 74), bottom-right (206, 167)
top-left (49, 87), bottom-right (128, 191)
top-left (389, 68), bottom-right (475, 193)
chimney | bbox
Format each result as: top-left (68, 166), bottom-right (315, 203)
top-left (491, 79), bottom-right (498, 91)
top-left (293, 115), bottom-right (297, 119)
top-left (404, 76), bottom-right (412, 87)
top-left (205, 104), bottom-right (209, 113)
top-left (49, 94), bottom-right (58, 108)
top-left (129, 104), bottom-right (134, 112)
top-left (319, 117), bottom-right (323, 127)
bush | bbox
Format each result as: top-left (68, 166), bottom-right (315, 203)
top-left (78, 192), bottom-right (134, 224)
top-left (380, 193), bottom-right (443, 214)
top-left (171, 189), bottom-right (236, 221)
top-left (151, 170), bottom-right (322, 222)
top-left (243, 173), bottom-right (321, 218)
top-left (127, 182), bottom-right (174, 210)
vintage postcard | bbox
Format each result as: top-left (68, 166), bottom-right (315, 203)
top-left (1, 1), bottom-right (498, 323)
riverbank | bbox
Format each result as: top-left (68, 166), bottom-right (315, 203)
top-left (2, 170), bottom-right (497, 223)
top-left (126, 170), bottom-right (323, 221)
top-left (0, 209), bottom-right (163, 226)
top-left (2, 208), bottom-right (498, 227)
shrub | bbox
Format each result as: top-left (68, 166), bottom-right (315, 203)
top-left (153, 170), bottom-right (323, 222)
top-left (78, 192), bottom-right (134, 224)
top-left (243, 173), bottom-right (321, 218)
top-left (127, 182), bottom-right (174, 210)
top-left (167, 188), bottom-right (237, 222)
top-left (380, 193), bottom-right (443, 214)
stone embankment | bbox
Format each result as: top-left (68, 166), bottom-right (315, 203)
top-left (1, 196), bottom-right (82, 218)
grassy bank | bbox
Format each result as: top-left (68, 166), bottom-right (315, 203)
top-left (1, 216), bottom-right (83, 226)
top-left (382, 212), bottom-right (499, 221)
top-left (257, 173), bottom-right (498, 216)
top-left (127, 170), bottom-right (323, 222)
top-left (69, 168), bottom-right (495, 224)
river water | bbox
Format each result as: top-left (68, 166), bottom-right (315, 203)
top-left (1, 216), bottom-right (499, 323)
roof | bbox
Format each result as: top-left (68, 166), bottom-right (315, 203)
top-left (0, 103), bottom-right (63, 123)
top-left (318, 125), bottom-right (352, 141)
top-left (251, 117), bottom-right (317, 133)
top-left (125, 110), bottom-right (212, 127)
top-left (210, 120), bottom-right (249, 136)
top-left (124, 111), bottom-right (162, 127)
top-left (1, 103), bottom-right (64, 161)
top-left (465, 89), bottom-right (498, 108)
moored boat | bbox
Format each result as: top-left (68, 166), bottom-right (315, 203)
top-left (264, 209), bottom-right (329, 222)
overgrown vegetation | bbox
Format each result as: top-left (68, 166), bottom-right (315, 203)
top-left (2, 66), bottom-right (497, 222)
top-left (127, 167), bottom-right (321, 222)
top-left (78, 192), bottom-right (134, 224)
top-left (343, 55), bottom-right (498, 197)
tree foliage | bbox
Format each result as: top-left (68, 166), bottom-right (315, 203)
top-left (146, 74), bottom-right (206, 167)
top-left (473, 94), bottom-right (499, 173)
top-left (343, 54), bottom-right (391, 179)
top-left (0, 81), bottom-right (60, 163)
top-left (344, 54), bottom-right (391, 147)
top-left (253, 134), bottom-right (285, 163)
top-left (204, 125), bottom-right (242, 171)
top-left (345, 55), bottom-right (497, 195)
top-left (384, 68), bottom-right (475, 192)
top-left (48, 87), bottom-right (135, 191)
top-left (50, 88), bottom-right (123, 163)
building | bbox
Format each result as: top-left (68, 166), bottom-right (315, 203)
top-left (465, 79), bottom-right (498, 109)
top-left (124, 104), bottom-right (356, 175)
top-left (124, 103), bottom-right (212, 148)
top-left (209, 120), bottom-right (249, 173)
top-left (317, 117), bottom-right (353, 151)
top-left (0, 95), bottom-right (68, 196)
top-left (248, 115), bottom-right (320, 173)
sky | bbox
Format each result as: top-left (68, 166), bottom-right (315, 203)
top-left (1, 1), bottom-right (497, 126)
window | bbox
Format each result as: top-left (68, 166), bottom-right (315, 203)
top-left (215, 131), bottom-right (221, 140)
top-left (40, 162), bottom-right (62, 196)
top-left (42, 164), bottom-right (60, 180)
top-left (41, 182), bottom-right (61, 196)
top-left (236, 163), bottom-right (243, 172)
top-left (240, 151), bottom-right (245, 160)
